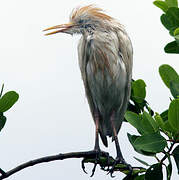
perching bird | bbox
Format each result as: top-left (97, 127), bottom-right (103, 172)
top-left (44, 5), bottom-right (133, 175)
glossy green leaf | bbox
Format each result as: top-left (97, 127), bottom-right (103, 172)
top-left (145, 163), bottom-right (163, 180)
top-left (142, 111), bottom-right (159, 132)
top-left (165, 0), bottom-right (178, 7)
top-left (133, 133), bottom-right (167, 153)
top-left (160, 109), bottom-right (168, 122)
top-left (125, 111), bottom-right (144, 134)
top-left (127, 133), bottom-right (155, 156)
top-left (134, 156), bottom-right (150, 166)
top-left (155, 113), bottom-right (165, 130)
top-left (0, 91), bottom-right (19, 112)
top-left (168, 99), bottom-right (179, 133)
top-left (161, 7), bottom-right (179, 31)
top-left (159, 64), bottom-right (179, 88)
top-left (153, 1), bottom-right (169, 12)
top-left (163, 120), bottom-right (176, 133)
top-left (165, 40), bottom-right (179, 53)
top-left (127, 133), bottom-right (141, 153)
top-left (127, 133), bottom-right (138, 144)
top-left (170, 80), bottom-right (179, 98)
top-left (131, 79), bottom-right (146, 103)
top-left (0, 114), bottom-right (6, 132)
top-left (160, 13), bottom-right (176, 31)
top-left (126, 111), bottom-right (159, 135)
top-left (172, 145), bottom-right (179, 174)
top-left (141, 116), bottom-right (156, 134)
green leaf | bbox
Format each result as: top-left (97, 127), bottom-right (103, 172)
top-left (165, 40), bottom-right (179, 53)
top-left (153, 1), bottom-right (169, 12)
top-left (166, 156), bottom-right (172, 180)
top-left (0, 91), bottom-right (19, 112)
top-left (131, 79), bottom-right (146, 103)
top-left (174, 27), bottom-right (179, 35)
top-left (172, 145), bottom-right (179, 174)
top-left (126, 111), bottom-right (159, 135)
top-left (142, 111), bottom-right (159, 132)
top-left (160, 14), bottom-right (176, 32)
top-left (127, 133), bottom-right (141, 153)
top-left (145, 163), bottom-right (163, 180)
top-left (0, 114), bottom-right (6, 132)
top-left (125, 111), bottom-right (144, 134)
top-left (161, 7), bottom-right (179, 31)
top-left (168, 99), bottom-right (179, 133)
top-left (160, 109), bottom-right (168, 122)
top-left (165, 0), bottom-right (178, 8)
top-left (163, 120), bottom-right (176, 133)
top-left (141, 115), bottom-right (156, 134)
top-left (155, 113), bottom-right (165, 130)
top-left (159, 64), bottom-right (179, 88)
top-left (127, 133), bottom-right (155, 156)
top-left (134, 156), bottom-right (150, 166)
top-left (170, 80), bottom-right (179, 98)
top-left (133, 133), bottom-right (167, 153)
top-left (127, 133), bottom-right (138, 144)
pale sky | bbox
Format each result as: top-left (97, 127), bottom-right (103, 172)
top-left (0, 0), bottom-right (178, 180)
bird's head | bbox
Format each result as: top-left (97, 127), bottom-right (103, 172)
top-left (43, 5), bottom-right (114, 35)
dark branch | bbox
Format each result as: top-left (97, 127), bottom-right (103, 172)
top-left (0, 151), bottom-right (97, 179)
top-left (161, 142), bottom-right (175, 163)
top-left (0, 150), bottom-right (145, 179)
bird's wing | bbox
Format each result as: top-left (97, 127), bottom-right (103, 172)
top-left (115, 28), bottom-right (133, 134)
top-left (78, 36), bottom-right (108, 147)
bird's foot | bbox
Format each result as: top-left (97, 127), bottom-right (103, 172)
top-left (108, 157), bottom-right (132, 178)
top-left (81, 149), bottom-right (110, 177)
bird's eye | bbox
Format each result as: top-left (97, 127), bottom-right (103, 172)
top-left (78, 19), bottom-right (84, 24)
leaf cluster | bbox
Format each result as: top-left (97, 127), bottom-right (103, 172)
top-left (125, 64), bottom-right (179, 179)
top-left (154, 0), bottom-right (179, 53)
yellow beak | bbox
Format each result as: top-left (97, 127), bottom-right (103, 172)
top-left (43, 23), bottom-right (74, 35)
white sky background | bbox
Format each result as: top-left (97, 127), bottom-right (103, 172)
top-left (0, 0), bottom-right (178, 179)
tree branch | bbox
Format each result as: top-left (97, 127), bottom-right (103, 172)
top-left (0, 150), bottom-right (98, 179)
top-left (0, 150), bottom-right (145, 179)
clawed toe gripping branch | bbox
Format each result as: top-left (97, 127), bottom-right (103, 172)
top-left (0, 150), bottom-right (145, 180)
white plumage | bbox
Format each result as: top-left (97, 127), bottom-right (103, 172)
top-left (44, 4), bottom-right (133, 173)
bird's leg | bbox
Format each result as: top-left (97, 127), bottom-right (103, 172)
top-left (94, 110), bottom-right (100, 151)
top-left (108, 111), bottom-right (132, 177)
top-left (89, 110), bottom-right (101, 177)
top-left (81, 110), bottom-right (109, 176)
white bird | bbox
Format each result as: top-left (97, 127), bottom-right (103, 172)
top-left (44, 5), bottom-right (133, 175)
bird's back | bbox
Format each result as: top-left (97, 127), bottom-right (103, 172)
top-left (78, 27), bottom-right (133, 145)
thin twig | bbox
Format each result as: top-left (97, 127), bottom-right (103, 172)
top-left (161, 142), bottom-right (175, 163)
top-left (0, 84), bottom-right (4, 98)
